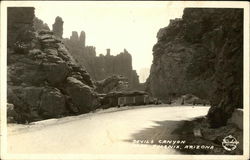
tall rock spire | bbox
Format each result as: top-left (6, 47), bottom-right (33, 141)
top-left (70, 31), bottom-right (79, 42)
top-left (79, 31), bottom-right (86, 47)
top-left (52, 16), bottom-right (64, 38)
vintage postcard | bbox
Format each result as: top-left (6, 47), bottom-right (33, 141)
top-left (0, 1), bottom-right (249, 160)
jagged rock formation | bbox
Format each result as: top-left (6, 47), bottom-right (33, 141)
top-left (7, 7), bottom-right (99, 123)
top-left (52, 16), bottom-right (63, 38)
top-left (33, 17), bottom-right (50, 31)
top-left (79, 31), bottom-right (86, 47)
top-left (147, 8), bottom-right (243, 128)
top-left (94, 75), bottom-right (129, 94)
top-left (64, 32), bottom-right (140, 89)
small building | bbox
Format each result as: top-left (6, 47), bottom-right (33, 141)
top-left (102, 91), bottom-right (152, 108)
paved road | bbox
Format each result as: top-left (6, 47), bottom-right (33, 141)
top-left (7, 105), bottom-right (209, 154)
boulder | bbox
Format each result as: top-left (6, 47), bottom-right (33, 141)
top-left (22, 87), bottom-right (43, 107)
top-left (65, 77), bottom-right (100, 113)
top-left (40, 87), bottom-right (66, 118)
top-left (7, 86), bottom-right (43, 122)
top-left (43, 62), bottom-right (69, 85)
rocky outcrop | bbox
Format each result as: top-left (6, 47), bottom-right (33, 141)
top-left (147, 8), bottom-right (243, 127)
top-left (64, 31), bottom-right (140, 89)
top-left (34, 17), bottom-right (50, 31)
top-left (79, 31), bottom-right (86, 47)
top-left (146, 16), bottom-right (214, 102)
top-left (52, 16), bottom-right (63, 38)
top-left (65, 77), bottom-right (100, 113)
top-left (95, 75), bottom-right (129, 94)
top-left (7, 7), bottom-right (99, 123)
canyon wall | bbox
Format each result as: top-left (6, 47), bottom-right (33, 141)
top-left (147, 8), bottom-right (243, 127)
top-left (64, 32), bottom-right (140, 89)
top-left (7, 7), bottom-right (100, 123)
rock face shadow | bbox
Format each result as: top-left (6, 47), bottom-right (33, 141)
top-left (125, 117), bottom-right (243, 155)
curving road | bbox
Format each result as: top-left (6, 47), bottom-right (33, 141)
top-left (7, 105), bottom-right (210, 154)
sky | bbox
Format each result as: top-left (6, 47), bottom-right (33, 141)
top-left (33, 2), bottom-right (184, 82)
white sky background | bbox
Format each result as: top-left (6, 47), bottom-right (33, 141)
top-left (33, 2), bottom-right (184, 82)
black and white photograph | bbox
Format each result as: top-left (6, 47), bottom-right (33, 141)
top-left (0, 1), bottom-right (249, 160)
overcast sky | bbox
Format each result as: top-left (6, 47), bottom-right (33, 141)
top-left (32, 2), bottom-right (185, 82)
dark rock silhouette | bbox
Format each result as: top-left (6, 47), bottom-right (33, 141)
top-left (7, 7), bottom-right (99, 123)
top-left (7, 7), bottom-right (35, 50)
top-left (34, 17), bottom-right (50, 31)
top-left (64, 32), bottom-right (140, 89)
top-left (147, 8), bottom-right (243, 128)
top-left (52, 16), bottom-right (63, 38)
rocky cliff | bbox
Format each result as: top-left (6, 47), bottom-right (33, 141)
top-left (147, 8), bottom-right (243, 128)
top-left (7, 7), bottom-right (100, 123)
top-left (64, 32), bottom-right (140, 89)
